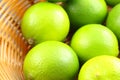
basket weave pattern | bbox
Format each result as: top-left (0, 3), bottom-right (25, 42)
top-left (0, 0), bottom-right (45, 80)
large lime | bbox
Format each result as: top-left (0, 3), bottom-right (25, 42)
top-left (23, 41), bottom-right (79, 80)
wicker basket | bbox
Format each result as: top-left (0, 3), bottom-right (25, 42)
top-left (0, 0), bottom-right (45, 80)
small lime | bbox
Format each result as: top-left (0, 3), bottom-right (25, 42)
top-left (105, 0), bottom-right (120, 6)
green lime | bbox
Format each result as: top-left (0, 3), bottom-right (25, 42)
top-left (64, 0), bottom-right (107, 29)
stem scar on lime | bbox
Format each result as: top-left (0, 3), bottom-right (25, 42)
top-left (27, 38), bottom-right (35, 45)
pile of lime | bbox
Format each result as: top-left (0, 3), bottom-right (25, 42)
top-left (21, 0), bottom-right (120, 80)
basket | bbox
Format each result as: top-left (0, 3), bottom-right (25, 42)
top-left (0, 0), bottom-right (45, 80)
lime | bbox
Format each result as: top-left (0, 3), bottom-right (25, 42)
top-left (78, 55), bottom-right (120, 80)
top-left (70, 24), bottom-right (119, 63)
top-left (105, 0), bottom-right (120, 6)
top-left (106, 3), bottom-right (120, 43)
top-left (64, 0), bottom-right (107, 29)
top-left (21, 2), bottom-right (70, 45)
top-left (23, 41), bottom-right (79, 80)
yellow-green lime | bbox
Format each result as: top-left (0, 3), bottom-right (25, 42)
top-left (70, 24), bottom-right (119, 63)
top-left (23, 41), bottom-right (79, 80)
top-left (78, 55), bottom-right (120, 80)
top-left (21, 2), bottom-right (70, 45)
